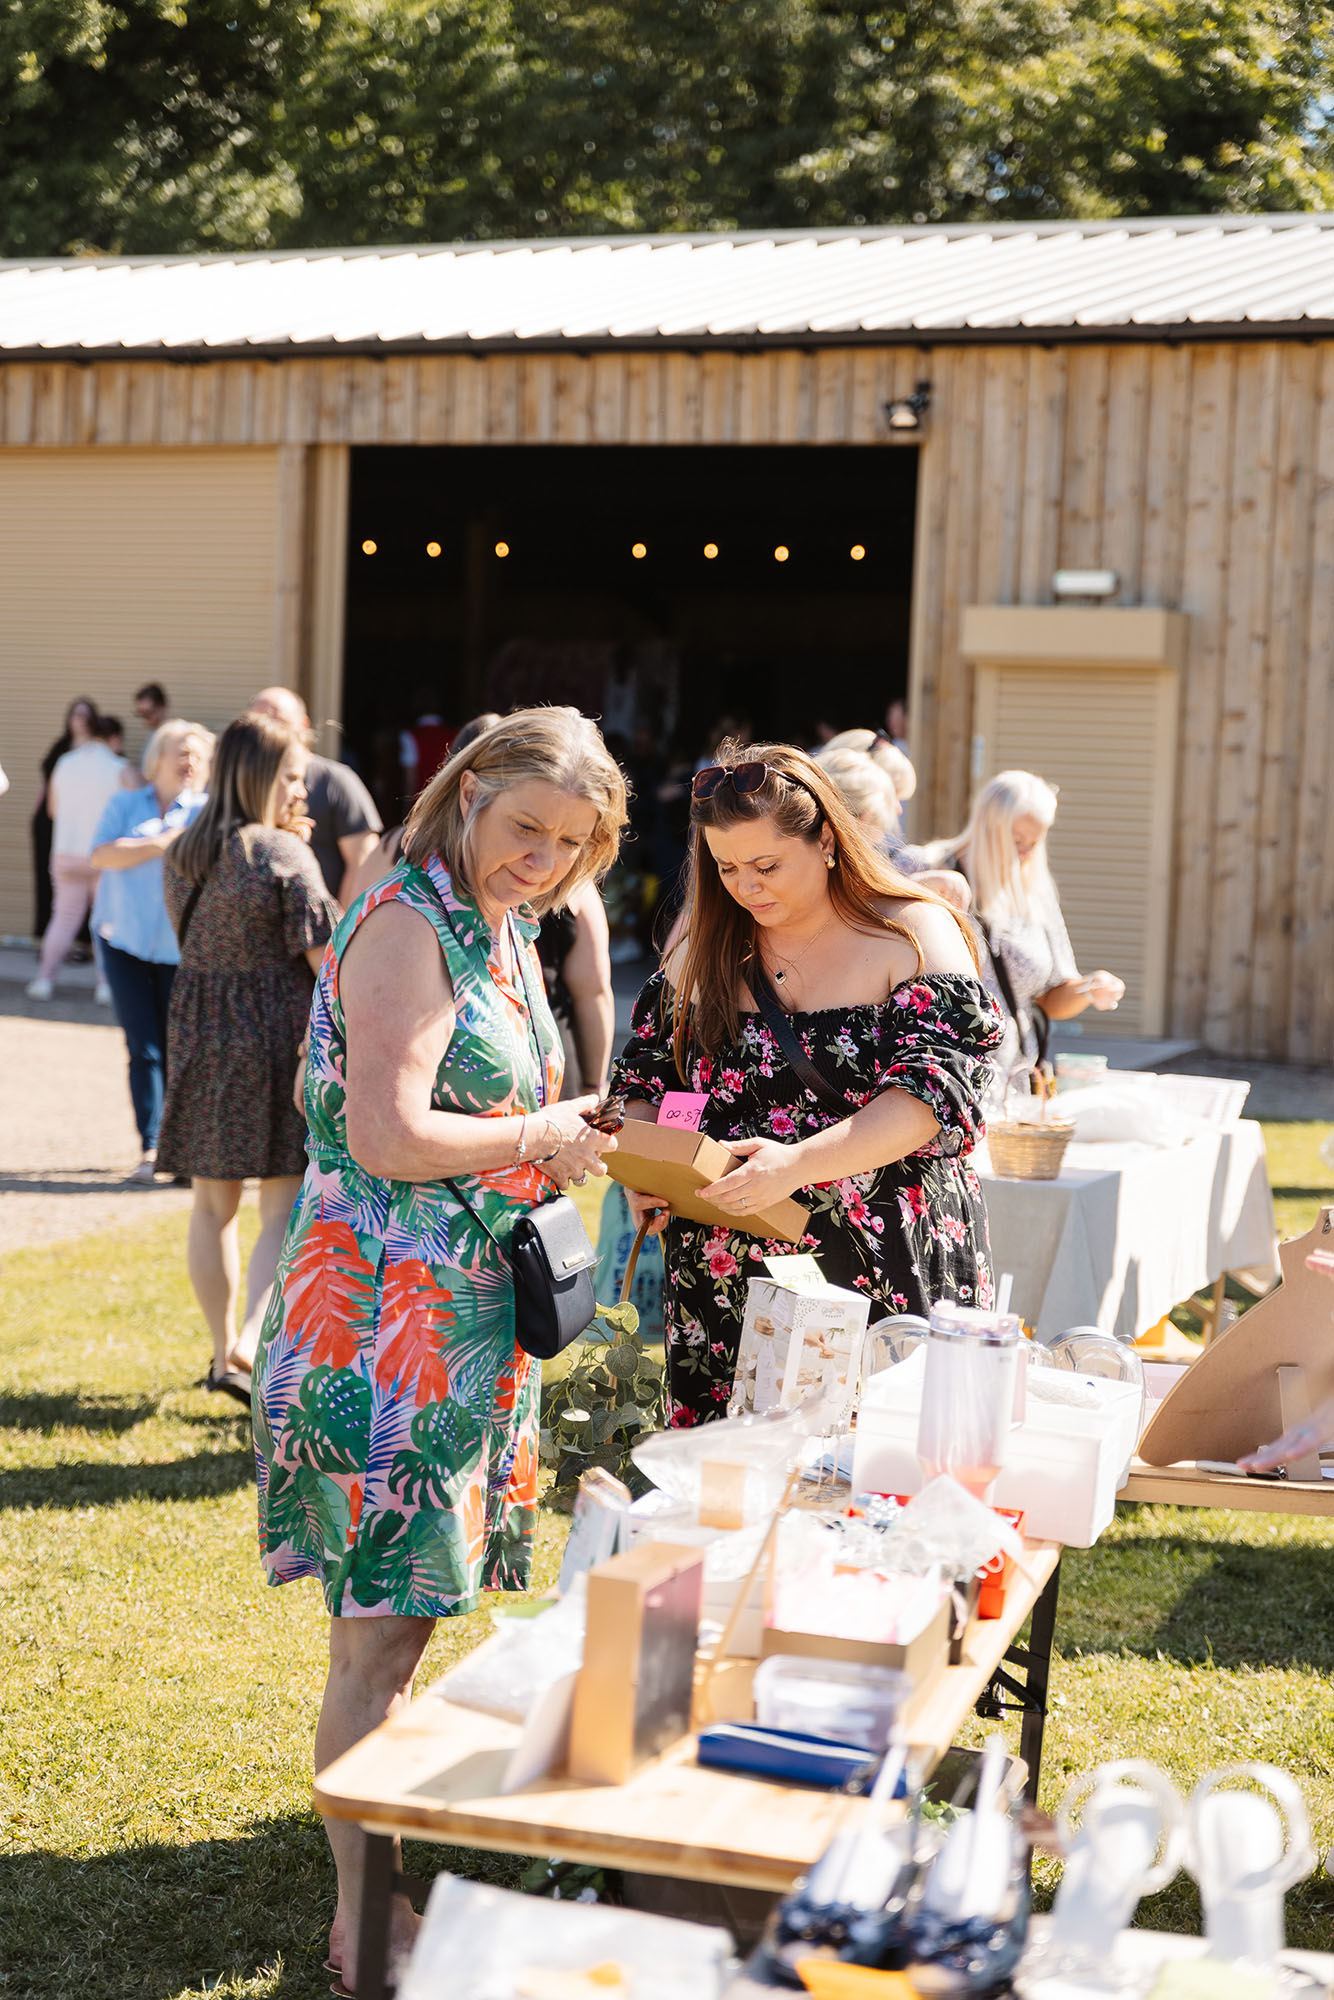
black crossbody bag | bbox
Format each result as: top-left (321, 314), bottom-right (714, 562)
top-left (445, 910), bottom-right (597, 1361)
top-left (747, 955), bottom-right (849, 1116)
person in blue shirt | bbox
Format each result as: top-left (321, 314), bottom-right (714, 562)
top-left (90, 720), bottom-right (214, 1184)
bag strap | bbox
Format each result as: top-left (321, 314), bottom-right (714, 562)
top-left (445, 1172), bottom-right (505, 1251)
top-left (980, 924), bottom-right (1050, 1068)
top-left (747, 955), bottom-right (848, 1117)
top-left (175, 881), bottom-right (204, 946)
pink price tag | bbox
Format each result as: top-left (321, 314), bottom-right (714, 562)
top-left (658, 1090), bottom-right (708, 1132)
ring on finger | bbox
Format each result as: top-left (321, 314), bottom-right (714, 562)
top-left (573, 1173), bottom-right (587, 1186)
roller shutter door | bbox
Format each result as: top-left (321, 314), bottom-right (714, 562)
top-left (0, 448), bottom-right (282, 939)
top-left (972, 664), bottom-right (1178, 1038)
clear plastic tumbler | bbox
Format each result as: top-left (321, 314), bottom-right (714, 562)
top-left (916, 1302), bottom-right (1022, 1500)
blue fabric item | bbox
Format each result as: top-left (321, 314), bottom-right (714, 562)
top-left (91, 786), bottom-right (205, 964)
top-left (100, 938), bottom-right (177, 1150)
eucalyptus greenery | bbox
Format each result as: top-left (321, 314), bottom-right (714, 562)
top-left (538, 1299), bottom-right (667, 1499)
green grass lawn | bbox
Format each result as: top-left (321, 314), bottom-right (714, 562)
top-left (3, 1123), bottom-right (1334, 1996)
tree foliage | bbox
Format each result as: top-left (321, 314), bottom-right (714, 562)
top-left (3, 0), bottom-right (1332, 255)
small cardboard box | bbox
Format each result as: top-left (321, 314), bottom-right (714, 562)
top-left (732, 1275), bottom-right (871, 1424)
top-left (606, 1122), bottom-right (809, 1242)
top-left (568, 1541), bottom-right (705, 1786)
top-left (759, 1596), bottom-right (952, 1690)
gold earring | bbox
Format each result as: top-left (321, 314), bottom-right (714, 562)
top-left (826, 853), bottom-right (836, 869)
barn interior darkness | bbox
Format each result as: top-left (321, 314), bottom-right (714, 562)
top-left (343, 443), bottom-right (918, 822)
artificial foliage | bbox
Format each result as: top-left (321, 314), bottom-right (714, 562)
top-left (538, 1298), bottom-right (667, 1498)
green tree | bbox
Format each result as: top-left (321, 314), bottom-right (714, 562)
top-left (0, 0), bottom-right (315, 254)
top-left (3, 0), bottom-right (1333, 255)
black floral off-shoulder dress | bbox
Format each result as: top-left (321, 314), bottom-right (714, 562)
top-left (611, 971), bottom-right (1005, 1427)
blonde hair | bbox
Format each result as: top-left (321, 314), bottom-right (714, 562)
top-left (402, 705), bottom-right (627, 913)
top-left (821, 727), bottom-right (917, 802)
top-left (813, 745), bottom-right (898, 831)
top-left (141, 719), bottom-right (215, 784)
top-left (170, 712), bottom-right (301, 888)
top-left (925, 769), bottom-right (1060, 929)
top-left (672, 740), bottom-right (977, 1064)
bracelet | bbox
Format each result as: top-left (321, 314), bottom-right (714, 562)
top-left (534, 1144), bottom-right (562, 1165)
top-left (514, 1112), bottom-right (528, 1164)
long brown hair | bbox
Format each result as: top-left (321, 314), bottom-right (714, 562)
top-left (670, 740), bottom-right (976, 1071)
top-left (402, 704), bottom-right (627, 913)
top-left (170, 711), bottom-right (298, 888)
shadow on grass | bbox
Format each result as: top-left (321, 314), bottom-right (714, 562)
top-left (1061, 1533), bottom-right (1334, 1673)
top-left (0, 1819), bottom-right (526, 2000)
top-left (0, 1390), bottom-right (160, 1434)
top-left (0, 1445), bottom-right (255, 1511)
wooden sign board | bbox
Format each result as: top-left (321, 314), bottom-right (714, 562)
top-left (606, 1122), bottom-right (811, 1244)
top-left (1138, 1208), bottom-right (1334, 1465)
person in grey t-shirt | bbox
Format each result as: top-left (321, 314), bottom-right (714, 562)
top-left (249, 687), bottom-right (382, 904)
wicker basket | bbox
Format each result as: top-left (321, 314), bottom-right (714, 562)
top-left (988, 1115), bottom-right (1075, 1181)
top-left (988, 1065), bottom-right (1075, 1179)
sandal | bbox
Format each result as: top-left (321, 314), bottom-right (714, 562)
top-left (204, 1367), bottom-right (252, 1407)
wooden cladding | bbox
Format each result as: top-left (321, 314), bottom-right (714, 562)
top-left (2, 340), bottom-right (1333, 1059)
top-left (0, 351), bottom-right (931, 452)
top-left (908, 341), bottom-right (1334, 1065)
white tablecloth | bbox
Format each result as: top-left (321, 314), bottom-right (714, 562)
top-left (976, 1120), bottom-right (1278, 1343)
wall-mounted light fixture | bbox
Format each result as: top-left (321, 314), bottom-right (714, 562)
top-left (884, 381), bottom-right (932, 431)
top-left (1052, 569), bottom-right (1119, 600)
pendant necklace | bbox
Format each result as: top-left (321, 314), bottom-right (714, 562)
top-left (762, 909), bottom-right (836, 987)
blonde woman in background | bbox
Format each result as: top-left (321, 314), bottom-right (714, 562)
top-left (814, 741), bottom-right (970, 913)
top-left (922, 769), bottom-right (1124, 1076)
top-left (90, 719), bottom-right (214, 1184)
top-left (158, 712), bottom-right (337, 1401)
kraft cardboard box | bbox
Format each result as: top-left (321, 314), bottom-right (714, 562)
top-left (568, 1542), bottom-right (705, 1786)
top-left (606, 1123), bottom-right (809, 1243)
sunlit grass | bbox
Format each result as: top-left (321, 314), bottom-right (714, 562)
top-left (3, 1124), bottom-right (1334, 1994)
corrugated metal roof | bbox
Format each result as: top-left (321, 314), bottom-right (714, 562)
top-left (5, 216), bottom-right (1334, 357)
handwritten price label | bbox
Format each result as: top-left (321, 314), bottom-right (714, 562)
top-left (658, 1090), bottom-right (708, 1132)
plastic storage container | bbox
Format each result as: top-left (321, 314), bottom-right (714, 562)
top-left (753, 1654), bottom-right (910, 1751)
top-left (854, 1346), bottom-right (1142, 1548)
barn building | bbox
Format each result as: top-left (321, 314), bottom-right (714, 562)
top-left (1, 215), bottom-right (1332, 1060)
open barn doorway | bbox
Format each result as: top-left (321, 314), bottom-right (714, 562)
top-left (341, 443), bottom-right (917, 823)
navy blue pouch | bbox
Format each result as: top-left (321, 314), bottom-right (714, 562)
top-left (696, 1723), bottom-right (904, 1792)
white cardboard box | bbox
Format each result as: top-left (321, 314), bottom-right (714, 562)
top-left (731, 1275), bottom-right (871, 1424)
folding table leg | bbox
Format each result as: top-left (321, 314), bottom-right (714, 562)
top-left (974, 1558), bottom-right (1062, 1805)
top-left (354, 1830), bottom-right (397, 2000)
top-left (1017, 1564), bottom-right (1061, 1802)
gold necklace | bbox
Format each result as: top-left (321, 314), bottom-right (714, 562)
top-left (761, 909), bottom-right (837, 986)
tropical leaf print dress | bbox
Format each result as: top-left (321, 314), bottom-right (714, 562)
top-left (252, 856), bottom-right (561, 1618)
top-left (612, 971), bottom-right (1004, 1428)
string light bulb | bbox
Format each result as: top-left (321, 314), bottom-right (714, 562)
top-left (494, 540), bottom-right (510, 558)
top-left (361, 539), bottom-right (377, 556)
top-left (703, 542), bottom-right (719, 559)
top-left (773, 544), bottom-right (790, 563)
top-left (631, 542), bottom-right (647, 559)
top-left (850, 544), bottom-right (866, 562)
top-left (426, 540), bottom-right (442, 558)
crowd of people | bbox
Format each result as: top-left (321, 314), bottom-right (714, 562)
top-left (16, 685), bottom-right (1135, 1979)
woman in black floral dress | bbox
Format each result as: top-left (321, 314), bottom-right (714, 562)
top-left (612, 742), bottom-right (1004, 1427)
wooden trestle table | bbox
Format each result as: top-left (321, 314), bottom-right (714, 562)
top-left (315, 1541), bottom-right (1063, 2000)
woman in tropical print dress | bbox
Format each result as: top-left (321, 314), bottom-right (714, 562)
top-left (613, 742), bottom-right (1004, 1428)
top-left (251, 708), bottom-right (626, 1986)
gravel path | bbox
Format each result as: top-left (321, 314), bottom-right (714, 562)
top-left (0, 947), bottom-right (201, 1253)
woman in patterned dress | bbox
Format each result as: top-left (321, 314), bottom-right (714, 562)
top-left (159, 712), bottom-right (337, 1398)
top-left (251, 708), bottom-right (626, 1985)
top-left (613, 742), bottom-right (1004, 1428)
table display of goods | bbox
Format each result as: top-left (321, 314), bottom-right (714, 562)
top-left (397, 1874), bottom-right (735, 2000)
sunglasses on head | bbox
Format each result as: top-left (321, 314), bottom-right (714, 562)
top-left (691, 761), bottom-right (824, 814)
